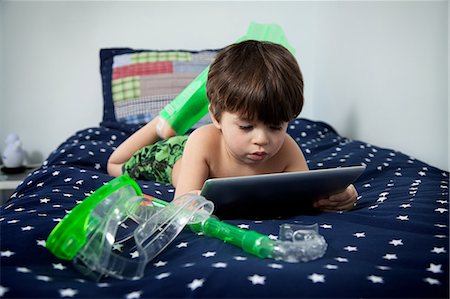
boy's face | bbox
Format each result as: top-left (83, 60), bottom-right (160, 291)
top-left (211, 111), bottom-right (288, 165)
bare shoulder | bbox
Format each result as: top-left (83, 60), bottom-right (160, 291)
top-left (188, 124), bottom-right (218, 138)
top-left (279, 133), bottom-right (302, 154)
top-left (186, 124), bottom-right (220, 146)
top-left (278, 133), bottom-right (309, 171)
top-left (183, 124), bottom-right (221, 159)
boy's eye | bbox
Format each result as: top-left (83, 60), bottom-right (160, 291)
top-left (269, 125), bottom-right (283, 131)
top-left (239, 125), bottom-right (253, 131)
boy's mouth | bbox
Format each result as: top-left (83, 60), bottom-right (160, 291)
top-left (249, 151), bottom-right (267, 161)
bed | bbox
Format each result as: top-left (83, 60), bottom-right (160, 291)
top-left (1, 47), bottom-right (448, 298)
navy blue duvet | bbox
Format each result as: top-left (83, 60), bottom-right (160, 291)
top-left (1, 118), bottom-right (448, 298)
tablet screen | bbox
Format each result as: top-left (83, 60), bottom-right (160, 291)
top-left (200, 165), bottom-right (365, 219)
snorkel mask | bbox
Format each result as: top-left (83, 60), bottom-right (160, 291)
top-left (46, 176), bottom-right (213, 280)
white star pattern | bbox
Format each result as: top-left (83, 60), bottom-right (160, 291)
top-left (212, 262), bottom-right (227, 268)
top-left (308, 273), bottom-right (325, 283)
top-left (36, 275), bottom-right (52, 282)
top-left (389, 239), bottom-right (403, 246)
top-left (20, 226), bottom-right (34, 231)
top-left (153, 261), bottom-right (167, 267)
top-left (233, 256), bottom-right (247, 261)
top-left (187, 279), bottom-right (205, 291)
top-left (125, 291), bottom-right (142, 299)
top-left (155, 272), bottom-right (171, 280)
top-left (202, 251), bottom-right (216, 258)
top-left (176, 242), bottom-right (188, 248)
top-left (431, 247), bottom-right (446, 254)
top-left (268, 263), bottom-right (284, 269)
top-left (435, 208), bottom-right (448, 214)
top-left (377, 196), bottom-right (387, 203)
top-left (36, 240), bottom-right (46, 247)
top-left (40, 198), bottom-right (51, 203)
top-left (344, 246), bottom-right (358, 252)
top-left (335, 257), bottom-right (349, 263)
top-left (383, 254), bottom-right (398, 260)
top-left (59, 288), bottom-right (78, 297)
top-left (0, 286), bottom-right (9, 297)
top-left (426, 263), bottom-right (443, 274)
top-left (52, 263), bottom-right (66, 270)
top-left (1, 250), bottom-right (15, 257)
top-left (367, 275), bottom-right (384, 283)
top-left (424, 277), bottom-right (441, 285)
top-left (248, 274), bottom-right (266, 285)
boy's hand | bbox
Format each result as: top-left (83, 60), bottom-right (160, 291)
top-left (313, 184), bottom-right (358, 212)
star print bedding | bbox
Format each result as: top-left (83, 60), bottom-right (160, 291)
top-left (1, 48), bottom-right (449, 298)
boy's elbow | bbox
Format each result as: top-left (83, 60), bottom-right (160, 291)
top-left (106, 159), bottom-right (122, 177)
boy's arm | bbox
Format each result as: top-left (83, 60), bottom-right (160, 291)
top-left (173, 128), bottom-right (211, 199)
top-left (107, 118), bottom-right (161, 177)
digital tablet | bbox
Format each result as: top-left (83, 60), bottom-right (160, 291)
top-left (200, 165), bottom-right (366, 219)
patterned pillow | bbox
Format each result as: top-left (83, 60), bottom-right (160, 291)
top-left (100, 48), bottom-right (218, 125)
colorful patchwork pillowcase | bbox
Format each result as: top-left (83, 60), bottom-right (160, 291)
top-left (100, 48), bottom-right (218, 126)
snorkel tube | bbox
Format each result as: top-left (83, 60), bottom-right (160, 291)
top-left (156, 22), bottom-right (296, 138)
top-left (46, 176), bottom-right (327, 280)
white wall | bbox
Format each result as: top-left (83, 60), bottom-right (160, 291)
top-left (311, 1), bottom-right (449, 171)
top-left (0, 1), bottom-right (448, 171)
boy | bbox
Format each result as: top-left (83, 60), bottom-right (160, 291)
top-left (107, 40), bottom-right (357, 212)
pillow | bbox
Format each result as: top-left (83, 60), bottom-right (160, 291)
top-left (100, 48), bottom-right (219, 126)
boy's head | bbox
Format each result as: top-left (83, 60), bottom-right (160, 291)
top-left (206, 40), bottom-right (304, 126)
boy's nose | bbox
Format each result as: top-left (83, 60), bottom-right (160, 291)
top-left (253, 129), bottom-right (269, 145)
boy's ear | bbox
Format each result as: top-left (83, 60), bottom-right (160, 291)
top-left (208, 105), bottom-right (221, 129)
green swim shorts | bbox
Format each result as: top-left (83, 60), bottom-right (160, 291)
top-left (122, 135), bottom-right (188, 184)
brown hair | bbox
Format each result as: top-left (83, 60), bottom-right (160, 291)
top-left (206, 40), bottom-right (304, 125)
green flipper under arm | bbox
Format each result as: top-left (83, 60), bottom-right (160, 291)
top-left (158, 22), bottom-right (296, 136)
